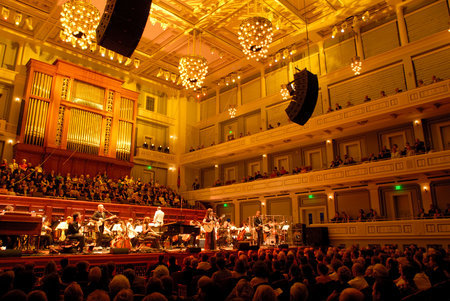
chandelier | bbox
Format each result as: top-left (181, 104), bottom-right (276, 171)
top-left (238, 16), bottom-right (273, 61)
top-left (60, 0), bottom-right (100, 49)
top-left (280, 84), bottom-right (290, 100)
top-left (179, 55), bottom-right (208, 90)
top-left (351, 56), bottom-right (362, 75)
top-left (228, 105), bottom-right (237, 118)
top-left (179, 30), bottom-right (208, 90)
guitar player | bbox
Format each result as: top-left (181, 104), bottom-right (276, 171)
top-left (254, 210), bottom-right (263, 247)
top-left (202, 208), bottom-right (217, 250)
top-left (91, 204), bottom-right (111, 246)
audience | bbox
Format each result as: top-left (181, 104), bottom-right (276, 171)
top-left (0, 159), bottom-right (192, 208)
top-left (0, 245), bottom-right (448, 301)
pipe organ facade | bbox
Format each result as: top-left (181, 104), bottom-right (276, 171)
top-left (15, 59), bottom-right (139, 178)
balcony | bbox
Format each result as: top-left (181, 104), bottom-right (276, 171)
top-left (181, 80), bottom-right (450, 168)
top-left (183, 150), bottom-right (450, 200)
top-left (134, 147), bottom-right (176, 165)
top-left (309, 218), bottom-right (450, 248)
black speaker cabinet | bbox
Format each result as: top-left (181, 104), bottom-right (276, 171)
top-left (187, 247), bottom-right (201, 253)
top-left (292, 223), bottom-right (306, 246)
top-left (305, 227), bottom-right (329, 247)
top-left (237, 242), bottom-right (250, 251)
top-left (110, 247), bottom-right (130, 254)
top-left (285, 69), bottom-right (319, 126)
top-left (278, 244), bottom-right (289, 249)
top-left (96, 0), bottom-right (153, 57)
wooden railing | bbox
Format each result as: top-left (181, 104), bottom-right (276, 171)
top-left (0, 195), bottom-right (206, 222)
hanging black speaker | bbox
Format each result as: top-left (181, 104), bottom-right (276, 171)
top-left (96, 0), bottom-right (152, 57)
top-left (285, 68), bottom-right (319, 126)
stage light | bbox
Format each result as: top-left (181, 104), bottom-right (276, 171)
top-left (332, 26), bottom-right (338, 38)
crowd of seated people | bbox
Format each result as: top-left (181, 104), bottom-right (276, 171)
top-left (331, 209), bottom-right (379, 223)
top-left (0, 244), bottom-right (448, 301)
top-left (142, 142), bottom-right (170, 154)
top-left (367, 139), bottom-right (426, 163)
top-left (0, 158), bottom-right (192, 208)
top-left (330, 155), bottom-right (357, 168)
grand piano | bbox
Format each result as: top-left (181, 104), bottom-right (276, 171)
top-left (160, 221), bottom-right (201, 247)
top-left (0, 212), bottom-right (42, 251)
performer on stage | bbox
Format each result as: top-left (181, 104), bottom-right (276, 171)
top-left (91, 204), bottom-right (109, 246)
top-left (67, 212), bottom-right (85, 252)
top-left (153, 206), bottom-right (165, 227)
top-left (203, 208), bottom-right (217, 250)
top-left (254, 210), bottom-right (263, 247)
top-left (40, 217), bottom-right (53, 249)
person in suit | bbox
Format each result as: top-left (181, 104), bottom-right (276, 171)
top-left (254, 210), bottom-right (263, 247)
top-left (67, 212), bottom-right (85, 252)
top-left (92, 204), bottom-right (107, 246)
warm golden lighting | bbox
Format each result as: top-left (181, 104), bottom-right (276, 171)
top-left (60, 0), bottom-right (100, 50)
top-left (228, 105), bottom-right (237, 118)
top-left (351, 56), bottom-right (362, 75)
top-left (179, 55), bottom-right (208, 90)
top-left (238, 16), bottom-right (273, 61)
top-left (2, 7), bottom-right (10, 20)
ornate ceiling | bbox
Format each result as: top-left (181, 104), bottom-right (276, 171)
top-left (1, 0), bottom-right (402, 90)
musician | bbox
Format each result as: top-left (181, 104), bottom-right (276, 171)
top-left (254, 210), bottom-right (263, 247)
top-left (153, 207), bottom-right (165, 227)
top-left (126, 218), bottom-right (138, 247)
top-left (40, 217), bottom-right (53, 249)
top-left (67, 212), bottom-right (85, 252)
top-left (203, 208), bottom-right (217, 250)
top-left (91, 204), bottom-right (107, 246)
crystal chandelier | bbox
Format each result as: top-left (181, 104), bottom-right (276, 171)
top-left (351, 56), bottom-right (362, 75)
top-left (280, 84), bottom-right (290, 100)
top-left (228, 105), bottom-right (237, 118)
top-left (179, 30), bottom-right (208, 90)
top-left (238, 16), bottom-right (273, 61)
top-left (60, 0), bottom-right (100, 50)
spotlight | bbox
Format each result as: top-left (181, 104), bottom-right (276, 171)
top-left (89, 43), bottom-right (97, 52)
top-left (99, 47), bottom-right (106, 57)
top-left (170, 73), bottom-right (177, 83)
top-left (158, 145), bottom-right (162, 151)
top-left (2, 7), bottom-right (10, 20)
top-left (14, 13), bottom-right (22, 26)
top-left (117, 54), bottom-right (123, 64)
top-left (164, 71), bottom-right (170, 81)
top-left (108, 50), bottom-right (115, 60)
top-left (164, 146), bottom-right (170, 153)
top-left (150, 144), bottom-right (155, 150)
top-left (25, 17), bottom-right (33, 30)
top-left (362, 11), bottom-right (370, 22)
top-left (134, 58), bottom-right (140, 68)
top-left (157, 68), bottom-right (163, 77)
top-left (341, 22), bottom-right (347, 33)
top-left (15, 97), bottom-right (21, 102)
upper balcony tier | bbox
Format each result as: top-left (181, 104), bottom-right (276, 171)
top-left (181, 80), bottom-right (450, 168)
top-left (184, 150), bottom-right (450, 200)
top-left (134, 147), bottom-right (176, 165)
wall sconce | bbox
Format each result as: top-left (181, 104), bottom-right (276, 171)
top-left (331, 26), bottom-right (338, 38)
top-left (214, 164), bottom-right (218, 168)
top-left (2, 7), bottom-right (10, 21)
top-left (328, 194), bottom-right (334, 200)
top-left (261, 202), bottom-right (265, 206)
top-left (99, 47), bottom-right (106, 57)
top-left (326, 139), bottom-right (332, 144)
top-left (14, 12), bottom-right (22, 26)
top-left (15, 97), bottom-right (21, 102)
top-left (7, 139), bottom-right (13, 144)
top-left (168, 167), bottom-right (176, 171)
top-left (108, 50), bottom-right (115, 60)
top-left (262, 154), bottom-right (267, 158)
top-left (117, 54), bottom-right (123, 64)
top-left (134, 58), bottom-right (140, 69)
top-left (423, 186), bottom-right (428, 193)
top-left (414, 119), bottom-right (421, 126)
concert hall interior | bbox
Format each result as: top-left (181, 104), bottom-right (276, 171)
top-left (0, 0), bottom-right (449, 300)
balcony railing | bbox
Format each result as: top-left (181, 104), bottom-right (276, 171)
top-left (183, 150), bottom-right (450, 200)
top-left (134, 147), bottom-right (176, 164)
top-left (309, 218), bottom-right (450, 248)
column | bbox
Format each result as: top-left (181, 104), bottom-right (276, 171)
top-left (290, 193), bottom-right (300, 223)
top-left (214, 164), bottom-right (220, 183)
top-left (318, 41), bottom-right (327, 76)
top-left (368, 184), bottom-right (381, 214)
top-left (260, 66), bottom-right (266, 98)
top-left (259, 196), bottom-right (267, 216)
top-left (396, 5), bottom-right (409, 46)
top-left (419, 179), bottom-right (432, 211)
top-left (262, 154), bottom-right (269, 175)
top-left (233, 199), bottom-right (240, 225)
top-left (325, 189), bottom-right (335, 222)
top-left (325, 139), bottom-right (334, 166)
top-left (412, 120), bottom-right (425, 142)
top-left (237, 82), bottom-right (242, 106)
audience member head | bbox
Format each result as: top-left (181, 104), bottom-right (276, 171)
top-left (27, 290), bottom-right (47, 301)
top-left (160, 276), bottom-right (174, 297)
top-left (44, 261), bottom-right (57, 276)
top-left (252, 261), bottom-right (268, 279)
top-left (372, 277), bottom-right (400, 301)
top-left (0, 271), bottom-right (15, 297)
top-left (64, 283), bottom-right (83, 301)
top-left (339, 288), bottom-right (364, 301)
top-left (109, 275), bottom-right (130, 300)
top-left (290, 282), bottom-right (308, 301)
top-left (337, 266), bottom-right (352, 283)
top-left (153, 265), bottom-right (169, 279)
top-left (112, 289), bottom-right (133, 301)
top-left (87, 290), bottom-right (110, 301)
top-left (252, 285), bottom-right (276, 301)
top-left (142, 292), bottom-right (168, 301)
top-left (146, 277), bottom-right (164, 295)
top-left (89, 266), bottom-right (102, 283)
top-left (352, 263), bottom-right (365, 277)
top-left (1, 289), bottom-right (27, 301)
top-left (234, 279), bottom-right (253, 300)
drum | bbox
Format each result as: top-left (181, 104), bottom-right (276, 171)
top-left (265, 235), bottom-right (276, 245)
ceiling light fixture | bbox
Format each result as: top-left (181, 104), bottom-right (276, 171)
top-left (14, 12), bottom-right (22, 26)
top-left (351, 56), bottom-right (362, 75)
top-left (179, 30), bottom-right (208, 90)
top-left (60, 0), bottom-right (100, 50)
top-left (280, 84), bottom-right (290, 100)
top-left (2, 7), bottom-right (10, 20)
top-left (228, 105), bottom-right (237, 118)
top-left (238, 7), bottom-right (273, 61)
